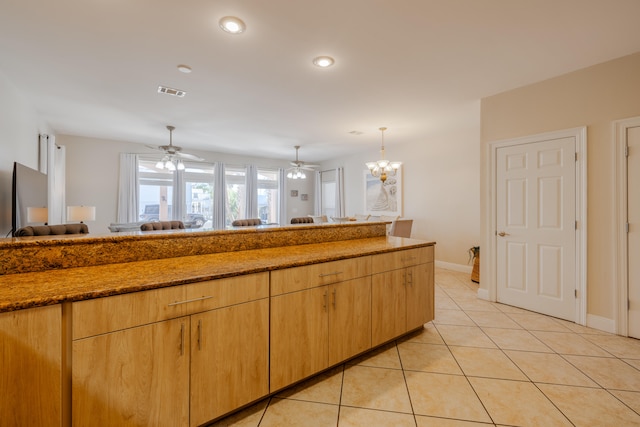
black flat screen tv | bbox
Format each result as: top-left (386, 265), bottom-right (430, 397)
top-left (11, 162), bottom-right (48, 236)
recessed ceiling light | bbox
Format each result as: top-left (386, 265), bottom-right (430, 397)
top-left (219, 16), bottom-right (246, 34)
top-left (177, 64), bottom-right (192, 73)
top-left (313, 56), bottom-right (335, 68)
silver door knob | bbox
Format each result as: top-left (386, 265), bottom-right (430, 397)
top-left (498, 231), bottom-right (509, 237)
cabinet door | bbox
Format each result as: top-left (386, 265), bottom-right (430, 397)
top-left (406, 262), bottom-right (435, 331)
top-left (328, 277), bottom-right (371, 365)
top-left (0, 305), bottom-right (61, 427)
top-left (190, 298), bottom-right (269, 426)
top-left (270, 287), bottom-right (329, 391)
top-left (371, 269), bottom-right (406, 346)
top-left (72, 317), bottom-right (189, 427)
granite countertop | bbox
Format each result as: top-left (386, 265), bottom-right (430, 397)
top-left (0, 236), bottom-right (435, 313)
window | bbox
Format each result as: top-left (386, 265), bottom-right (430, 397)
top-left (183, 163), bottom-right (214, 228)
top-left (257, 168), bottom-right (279, 224)
top-left (138, 159), bottom-right (174, 222)
top-left (225, 166), bottom-right (246, 225)
top-left (137, 159), bottom-right (281, 228)
top-left (138, 158), bottom-right (214, 228)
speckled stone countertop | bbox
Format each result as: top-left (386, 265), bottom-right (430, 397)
top-left (0, 222), bottom-right (388, 275)
top-left (0, 236), bottom-right (435, 313)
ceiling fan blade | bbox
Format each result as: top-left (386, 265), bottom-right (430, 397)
top-left (176, 152), bottom-right (204, 161)
top-left (303, 163), bottom-right (320, 168)
top-left (145, 144), bottom-right (163, 151)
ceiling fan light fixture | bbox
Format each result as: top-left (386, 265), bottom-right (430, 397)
top-left (219, 16), bottom-right (246, 34)
top-left (287, 168), bottom-right (306, 179)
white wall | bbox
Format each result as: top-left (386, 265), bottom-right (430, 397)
top-left (321, 109), bottom-right (481, 267)
top-left (480, 52), bottom-right (640, 323)
top-left (61, 135), bottom-right (309, 234)
top-left (0, 70), bottom-right (51, 237)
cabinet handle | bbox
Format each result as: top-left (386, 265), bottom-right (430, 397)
top-left (319, 271), bottom-right (343, 277)
top-left (332, 288), bottom-right (337, 308)
top-left (168, 295), bottom-right (214, 307)
top-left (197, 319), bottom-right (202, 351)
top-left (323, 290), bottom-right (328, 311)
top-left (180, 323), bottom-right (185, 356)
top-left (408, 270), bottom-right (413, 287)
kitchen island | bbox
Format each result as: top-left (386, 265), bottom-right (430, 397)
top-left (0, 222), bottom-right (435, 426)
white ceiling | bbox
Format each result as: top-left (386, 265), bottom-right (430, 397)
top-left (1, 0), bottom-right (640, 163)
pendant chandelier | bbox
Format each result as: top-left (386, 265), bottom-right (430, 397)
top-left (365, 127), bottom-right (402, 182)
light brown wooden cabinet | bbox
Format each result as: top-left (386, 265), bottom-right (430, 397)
top-left (371, 247), bottom-right (435, 346)
top-left (71, 272), bottom-right (269, 427)
top-left (0, 305), bottom-right (62, 427)
top-left (270, 258), bottom-right (372, 391)
top-left (189, 298), bottom-right (269, 426)
top-left (72, 316), bottom-right (190, 427)
top-left (4, 243), bottom-right (434, 426)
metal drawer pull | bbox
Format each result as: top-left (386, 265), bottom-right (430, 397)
top-left (197, 319), bottom-right (202, 351)
top-left (168, 295), bottom-right (214, 306)
top-left (319, 271), bottom-right (343, 277)
top-left (323, 290), bottom-right (328, 310)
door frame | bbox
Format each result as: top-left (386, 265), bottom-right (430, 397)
top-left (615, 116), bottom-right (640, 336)
top-left (483, 127), bottom-right (587, 325)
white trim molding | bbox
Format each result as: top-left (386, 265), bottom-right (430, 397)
top-left (614, 116), bottom-right (640, 336)
top-left (435, 260), bottom-right (472, 274)
top-left (484, 126), bottom-right (587, 325)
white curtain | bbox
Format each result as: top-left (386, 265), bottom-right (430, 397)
top-left (117, 153), bottom-right (139, 223)
top-left (335, 167), bottom-right (345, 217)
top-left (42, 135), bottom-right (66, 225)
top-left (213, 162), bottom-right (226, 229)
top-left (278, 168), bottom-right (286, 225)
top-left (173, 170), bottom-right (185, 221)
top-left (245, 164), bottom-right (258, 219)
top-left (314, 170), bottom-right (322, 215)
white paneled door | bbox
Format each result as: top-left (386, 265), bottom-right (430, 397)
top-left (628, 126), bottom-right (640, 339)
top-left (496, 137), bottom-right (576, 321)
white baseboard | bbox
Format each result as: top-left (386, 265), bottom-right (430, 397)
top-left (586, 314), bottom-right (616, 334)
top-left (476, 288), bottom-right (490, 301)
top-left (435, 260), bottom-right (472, 274)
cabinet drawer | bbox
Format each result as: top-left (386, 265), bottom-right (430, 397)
top-left (183, 272), bottom-right (269, 314)
top-left (371, 246), bottom-right (434, 274)
top-left (72, 273), bottom-right (270, 339)
top-left (271, 257), bottom-right (371, 295)
top-left (73, 285), bottom-right (186, 340)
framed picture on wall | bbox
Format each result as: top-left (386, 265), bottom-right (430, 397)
top-left (363, 168), bottom-right (402, 216)
top-left (300, 194), bottom-right (308, 201)
top-left (290, 190), bottom-right (298, 197)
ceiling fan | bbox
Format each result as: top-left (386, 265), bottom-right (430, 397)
top-left (146, 125), bottom-right (204, 170)
top-left (286, 145), bottom-right (319, 179)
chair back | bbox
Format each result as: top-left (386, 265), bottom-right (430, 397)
top-left (389, 219), bottom-right (413, 238)
top-left (14, 224), bottom-right (89, 236)
top-left (140, 221), bottom-right (185, 231)
top-left (231, 218), bottom-right (262, 226)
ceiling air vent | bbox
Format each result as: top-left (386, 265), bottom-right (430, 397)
top-left (157, 85), bottom-right (186, 97)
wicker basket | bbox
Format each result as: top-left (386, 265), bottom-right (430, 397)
top-left (471, 254), bottom-right (480, 283)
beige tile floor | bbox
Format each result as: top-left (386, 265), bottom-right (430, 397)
top-left (209, 268), bottom-right (640, 427)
